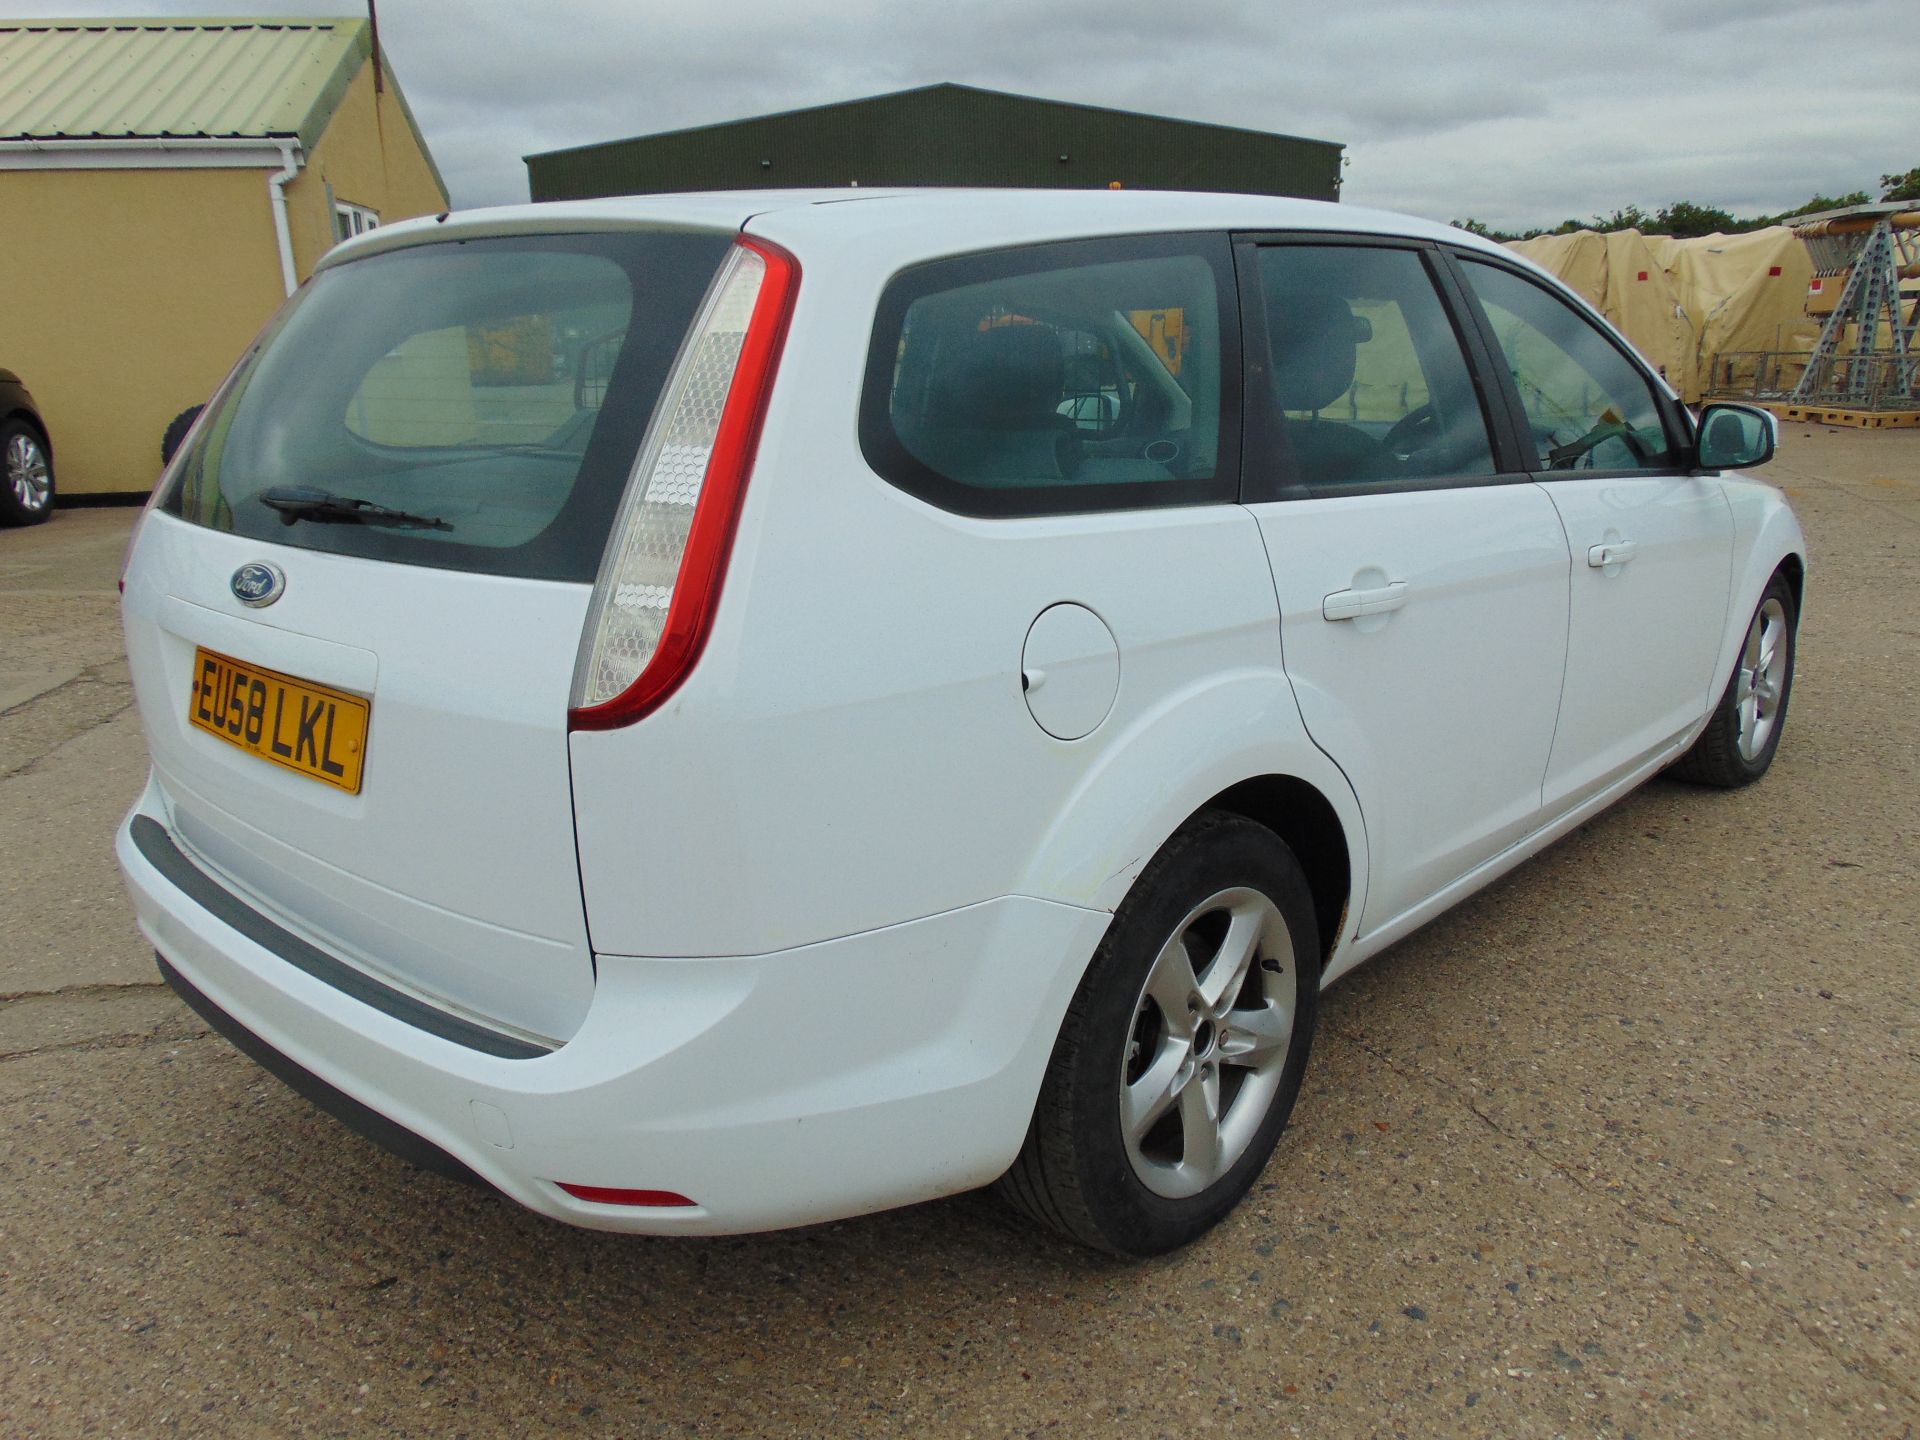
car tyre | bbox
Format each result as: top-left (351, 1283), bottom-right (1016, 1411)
top-left (1, 418), bottom-right (54, 526)
top-left (1672, 573), bottom-right (1796, 788)
top-left (999, 811), bottom-right (1319, 1256)
top-left (160, 405), bottom-right (205, 467)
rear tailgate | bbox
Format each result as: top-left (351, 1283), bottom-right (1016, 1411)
top-left (122, 221), bottom-right (738, 1042)
top-left (123, 519), bottom-right (594, 1040)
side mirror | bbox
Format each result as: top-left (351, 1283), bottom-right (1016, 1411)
top-left (1695, 402), bottom-right (1776, 471)
top-left (574, 328), bottom-right (622, 412)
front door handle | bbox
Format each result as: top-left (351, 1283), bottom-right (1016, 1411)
top-left (1587, 540), bottom-right (1639, 568)
top-left (1322, 580), bottom-right (1409, 622)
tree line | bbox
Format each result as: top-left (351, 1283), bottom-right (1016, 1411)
top-left (1454, 167), bottom-right (1920, 242)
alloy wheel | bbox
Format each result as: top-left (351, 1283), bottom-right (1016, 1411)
top-left (1120, 887), bottom-right (1297, 1199)
top-left (1733, 596), bottom-right (1789, 762)
top-left (6, 432), bottom-right (51, 513)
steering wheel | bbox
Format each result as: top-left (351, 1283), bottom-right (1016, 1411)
top-left (1381, 403), bottom-right (1438, 459)
top-left (1142, 436), bottom-right (1184, 468)
top-left (1543, 419), bottom-right (1654, 470)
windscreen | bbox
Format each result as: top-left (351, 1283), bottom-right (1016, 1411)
top-left (160, 230), bottom-right (732, 582)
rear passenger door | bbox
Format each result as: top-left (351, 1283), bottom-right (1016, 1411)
top-left (1449, 254), bottom-right (1733, 810)
top-left (1236, 237), bottom-right (1571, 940)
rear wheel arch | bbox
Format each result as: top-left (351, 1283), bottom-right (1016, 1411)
top-left (1197, 775), bottom-right (1352, 963)
top-left (4, 408), bottom-right (49, 453)
top-left (1000, 808), bottom-right (1323, 1253)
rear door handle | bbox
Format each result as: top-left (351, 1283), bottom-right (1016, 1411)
top-left (1587, 540), bottom-right (1639, 567)
top-left (1322, 580), bottom-right (1409, 622)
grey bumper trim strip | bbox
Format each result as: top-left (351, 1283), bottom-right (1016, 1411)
top-left (129, 814), bottom-right (552, 1060)
top-left (157, 953), bottom-right (487, 1188)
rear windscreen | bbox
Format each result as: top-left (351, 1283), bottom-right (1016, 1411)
top-left (160, 231), bottom-right (732, 582)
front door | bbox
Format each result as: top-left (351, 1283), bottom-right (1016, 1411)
top-left (1451, 256), bottom-right (1733, 810)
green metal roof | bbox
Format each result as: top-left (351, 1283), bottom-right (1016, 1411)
top-left (527, 83), bottom-right (1343, 204)
top-left (4, 16), bottom-right (370, 148)
top-left (0, 15), bottom-right (447, 201)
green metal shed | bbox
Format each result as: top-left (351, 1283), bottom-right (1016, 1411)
top-left (525, 83), bottom-right (1342, 203)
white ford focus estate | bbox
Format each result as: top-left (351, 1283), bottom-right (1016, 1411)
top-left (117, 189), bottom-right (1803, 1256)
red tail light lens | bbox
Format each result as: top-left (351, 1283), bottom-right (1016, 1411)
top-left (568, 236), bottom-right (799, 731)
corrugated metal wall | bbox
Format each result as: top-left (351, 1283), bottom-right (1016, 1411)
top-left (527, 85), bottom-right (1341, 203)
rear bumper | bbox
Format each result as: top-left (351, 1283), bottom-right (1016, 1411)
top-left (117, 782), bottom-right (1107, 1234)
top-left (156, 953), bottom-right (484, 1187)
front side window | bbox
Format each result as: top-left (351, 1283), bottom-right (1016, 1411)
top-left (161, 231), bottom-right (731, 581)
top-left (861, 235), bottom-right (1237, 516)
top-left (1255, 244), bottom-right (1497, 494)
top-left (1458, 258), bottom-right (1678, 472)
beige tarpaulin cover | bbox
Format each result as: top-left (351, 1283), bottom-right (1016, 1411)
top-left (1504, 227), bottom-right (1817, 401)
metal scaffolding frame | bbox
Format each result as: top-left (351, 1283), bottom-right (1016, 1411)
top-left (1790, 203), bottom-right (1920, 403)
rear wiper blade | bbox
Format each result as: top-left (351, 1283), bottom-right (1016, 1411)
top-left (257, 486), bottom-right (451, 531)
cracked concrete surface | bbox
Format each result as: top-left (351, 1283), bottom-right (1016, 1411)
top-left (1, 433), bottom-right (1916, 1437)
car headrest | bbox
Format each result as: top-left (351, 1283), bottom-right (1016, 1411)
top-left (932, 325), bottom-right (1064, 429)
top-left (1269, 294), bottom-right (1370, 413)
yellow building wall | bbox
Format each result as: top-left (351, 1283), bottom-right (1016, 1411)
top-left (284, 63), bottom-right (450, 282)
top-left (0, 166), bottom-right (286, 496)
top-left (0, 61), bottom-right (448, 497)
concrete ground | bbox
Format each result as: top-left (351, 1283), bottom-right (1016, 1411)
top-left (2, 429), bottom-right (1915, 1438)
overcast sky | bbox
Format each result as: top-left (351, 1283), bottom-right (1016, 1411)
top-left (30, 0), bottom-right (1919, 229)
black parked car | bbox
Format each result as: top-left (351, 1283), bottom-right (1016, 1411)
top-left (1, 369), bottom-right (55, 525)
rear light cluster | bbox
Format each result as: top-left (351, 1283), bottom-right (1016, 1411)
top-left (556, 1182), bottom-right (696, 1208)
top-left (569, 237), bottom-right (799, 730)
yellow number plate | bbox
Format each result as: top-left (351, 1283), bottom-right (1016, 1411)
top-left (188, 647), bottom-right (370, 794)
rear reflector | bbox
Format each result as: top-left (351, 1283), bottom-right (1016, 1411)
top-left (557, 1182), bottom-right (697, 1207)
top-left (569, 236), bottom-right (799, 730)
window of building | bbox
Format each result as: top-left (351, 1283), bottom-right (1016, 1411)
top-left (334, 201), bottom-right (381, 243)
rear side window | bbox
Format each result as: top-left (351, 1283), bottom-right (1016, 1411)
top-left (860, 234), bottom-right (1239, 516)
top-left (161, 231), bottom-right (732, 582)
top-left (1457, 258), bottom-right (1678, 472)
top-left (1253, 243), bottom-right (1497, 494)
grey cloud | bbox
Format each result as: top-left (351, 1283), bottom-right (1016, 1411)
top-left (25, 0), bottom-right (1918, 226)
top-left (1657, 0), bottom-right (1869, 32)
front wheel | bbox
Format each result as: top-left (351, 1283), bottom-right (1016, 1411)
top-left (1672, 573), bottom-right (1797, 787)
top-left (998, 812), bottom-right (1320, 1256)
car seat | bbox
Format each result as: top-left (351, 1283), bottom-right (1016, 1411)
top-left (900, 325), bottom-right (1080, 486)
top-left (1267, 294), bottom-right (1387, 487)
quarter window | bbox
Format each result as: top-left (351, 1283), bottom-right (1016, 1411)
top-left (860, 235), bottom-right (1237, 516)
top-left (1457, 258), bottom-right (1677, 472)
top-left (1254, 244), bottom-right (1498, 494)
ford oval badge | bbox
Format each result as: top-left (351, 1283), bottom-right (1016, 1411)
top-left (231, 562), bottom-right (286, 608)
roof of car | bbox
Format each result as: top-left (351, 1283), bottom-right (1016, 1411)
top-left (320, 188), bottom-right (1504, 272)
